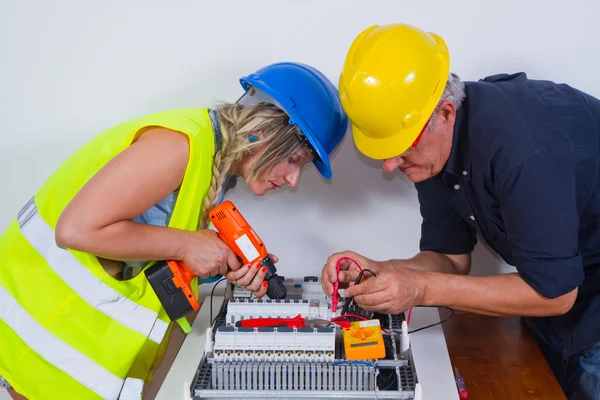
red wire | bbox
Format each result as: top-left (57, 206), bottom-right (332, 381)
top-left (332, 257), bottom-right (404, 335)
top-left (332, 256), bottom-right (363, 313)
top-left (332, 313), bottom-right (367, 321)
top-left (331, 314), bottom-right (391, 334)
top-left (336, 257), bottom-right (412, 328)
top-left (335, 256), bottom-right (363, 274)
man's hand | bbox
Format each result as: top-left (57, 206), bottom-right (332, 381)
top-left (321, 251), bottom-right (386, 298)
top-left (343, 268), bottom-right (426, 314)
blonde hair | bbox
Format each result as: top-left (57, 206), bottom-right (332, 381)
top-left (200, 102), bottom-right (306, 229)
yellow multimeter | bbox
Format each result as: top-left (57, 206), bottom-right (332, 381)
top-left (342, 319), bottom-right (386, 360)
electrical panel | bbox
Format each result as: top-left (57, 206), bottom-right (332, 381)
top-left (191, 276), bottom-right (421, 399)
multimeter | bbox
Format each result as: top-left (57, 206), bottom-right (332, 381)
top-left (342, 319), bottom-right (386, 360)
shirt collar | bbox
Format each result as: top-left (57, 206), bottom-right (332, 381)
top-left (444, 85), bottom-right (471, 180)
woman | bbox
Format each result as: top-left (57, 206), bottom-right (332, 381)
top-left (0, 62), bottom-right (348, 400)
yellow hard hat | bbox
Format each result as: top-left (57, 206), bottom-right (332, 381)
top-left (339, 23), bottom-right (450, 159)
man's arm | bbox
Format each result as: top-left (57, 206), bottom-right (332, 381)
top-left (344, 267), bottom-right (578, 317)
top-left (322, 174), bottom-right (476, 297)
top-left (385, 251), bottom-right (471, 275)
top-left (346, 151), bottom-right (586, 317)
top-left (422, 271), bottom-right (577, 316)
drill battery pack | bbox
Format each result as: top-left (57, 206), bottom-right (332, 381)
top-left (144, 260), bottom-right (199, 321)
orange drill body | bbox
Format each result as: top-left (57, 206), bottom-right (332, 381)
top-left (145, 200), bottom-right (286, 322)
top-left (209, 201), bottom-right (269, 265)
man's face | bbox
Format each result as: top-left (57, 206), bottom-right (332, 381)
top-left (382, 101), bottom-right (456, 183)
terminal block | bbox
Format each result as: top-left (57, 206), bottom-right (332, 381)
top-left (214, 326), bottom-right (335, 363)
top-left (225, 298), bottom-right (332, 325)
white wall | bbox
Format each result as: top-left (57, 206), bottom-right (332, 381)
top-left (2, 0), bottom-right (599, 280)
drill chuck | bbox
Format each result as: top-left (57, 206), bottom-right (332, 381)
top-left (266, 274), bottom-right (287, 299)
top-left (260, 254), bottom-right (287, 299)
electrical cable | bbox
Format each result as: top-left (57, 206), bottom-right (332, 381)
top-left (332, 360), bottom-right (376, 368)
top-left (335, 256), bottom-right (363, 274)
top-left (382, 373), bottom-right (397, 391)
top-left (340, 267), bottom-right (376, 316)
top-left (403, 305), bottom-right (455, 334)
top-left (332, 313), bottom-right (367, 321)
top-left (332, 256), bottom-right (363, 313)
top-left (356, 268), bottom-right (377, 281)
top-left (377, 368), bottom-right (396, 390)
top-left (209, 277), bottom-right (227, 327)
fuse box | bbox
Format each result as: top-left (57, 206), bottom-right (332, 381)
top-left (190, 276), bottom-right (421, 399)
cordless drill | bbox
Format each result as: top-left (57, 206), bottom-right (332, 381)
top-left (145, 200), bottom-right (287, 321)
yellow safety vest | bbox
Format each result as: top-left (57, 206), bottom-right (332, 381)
top-left (0, 108), bottom-right (215, 399)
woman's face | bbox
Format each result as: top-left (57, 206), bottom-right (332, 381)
top-left (240, 146), bottom-right (314, 196)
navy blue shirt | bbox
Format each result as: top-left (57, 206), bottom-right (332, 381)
top-left (415, 72), bottom-right (600, 354)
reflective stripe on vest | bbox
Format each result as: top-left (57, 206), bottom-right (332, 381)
top-left (119, 378), bottom-right (144, 400)
top-left (17, 197), bottom-right (168, 344)
top-left (0, 283), bottom-right (143, 400)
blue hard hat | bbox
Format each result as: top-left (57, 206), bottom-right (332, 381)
top-left (239, 62), bottom-right (348, 180)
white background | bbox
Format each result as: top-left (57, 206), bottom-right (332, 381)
top-left (2, 0), bottom-right (599, 282)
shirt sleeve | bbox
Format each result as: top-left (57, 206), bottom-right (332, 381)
top-left (496, 152), bottom-right (585, 299)
top-left (414, 174), bottom-right (477, 255)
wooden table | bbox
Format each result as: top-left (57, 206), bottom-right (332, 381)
top-left (442, 309), bottom-right (566, 399)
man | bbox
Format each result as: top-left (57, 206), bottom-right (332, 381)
top-left (323, 23), bottom-right (600, 399)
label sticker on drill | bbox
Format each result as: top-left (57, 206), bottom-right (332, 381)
top-left (359, 320), bottom-right (381, 328)
top-left (235, 234), bottom-right (260, 262)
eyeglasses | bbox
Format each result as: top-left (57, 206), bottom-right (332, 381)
top-left (398, 117), bottom-right (430, 157)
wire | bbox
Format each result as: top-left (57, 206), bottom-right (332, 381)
top-left (332, 313), bottom-right (367, 321)
top-left (209, 277), bottom-right (227, 327)
top-left (332, 256), bottom-right (363, 313)
top-left (335, 256), bottom-right (363, 273)
top-left (340, 268), bottom-right (376, 316)
top-left (404, 306), bottom-right (455, 334)
top-left (407, 307), bottom-right (413, 326)
top-left (331, 313), bottom-right (391, 334)
top-left (333, 360), bottom-right (376, 368)
top-left (376, 365), bottom-right (397, 390)
top-left (356, 268), bottom-right (377, 282)
top-left (382, 373), bottom-right (397, 391)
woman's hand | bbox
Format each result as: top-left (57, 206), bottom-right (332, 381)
top-left (181, 230), bottom-right (241, 279)
top-left (225, 254), bottom-right (279, 298)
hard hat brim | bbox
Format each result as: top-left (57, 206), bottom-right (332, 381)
top-left (352, 122), bottom-right (422, 160)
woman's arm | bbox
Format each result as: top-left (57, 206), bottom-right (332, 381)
top-left (55, 127), bottom-right (240, 277)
